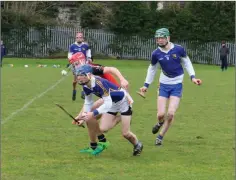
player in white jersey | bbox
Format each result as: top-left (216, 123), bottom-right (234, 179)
top-left (139, 28), bottom-right (202, 146)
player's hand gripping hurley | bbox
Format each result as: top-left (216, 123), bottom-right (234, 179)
top-left (137, 86), bottom-right (147, 98)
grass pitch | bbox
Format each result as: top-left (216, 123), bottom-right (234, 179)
top-left (1, 58), bottom-right (235, 180)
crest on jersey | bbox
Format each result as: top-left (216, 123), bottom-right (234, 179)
top-left (172, 54), bottom-right (177, 59)
top-left (164, 55), bottom-right (170, 61)
top-left (82, 48), bottom-right (85, 51)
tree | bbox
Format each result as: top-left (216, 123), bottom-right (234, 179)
top-left (78, 2), bottom-right (105, 29)
top-left (1, 1), bottom-right (59, 57)
top-left (107, 2), bottom-right (147, 36)
top-left (186, 1), bottom-right (235, 41)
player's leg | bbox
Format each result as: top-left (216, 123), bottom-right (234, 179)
top-left (80, 117), bottom-right (105, 155)
top-left (117, 97), bottom-right (143, 156)
top-left (224, 56), bottom-right (228, 70)
top-left (155, 83), bottom-right (182, 146)
top-left (76, 104), bottom-right (106, 155)
top-left (120, 107), bottom-right (143, 156)
top-left (89, 113), bottom-right (119, 155)
top-left (89, 99), bottom-right (114, 145)
top-left (91, 99), bottom-right (121, 131)
top-left (220, 56), bottom-right (224, 71)
top-left (80, 90), bottom-right (85, 99)
top-left (72, 74), bottom-right (77, 101)
top-left (96, 113), bottom-right (118, 151)
top-left (74, 98), bottom-right (109, 142)
top-left (152, 84), bottom-right (169, 134)
top-left (99, 113), bottom-right (121, 133)
top-left (222, 57), bottom-right (226, 71)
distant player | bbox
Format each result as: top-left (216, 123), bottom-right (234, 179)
top-left (74, 64), bottom-right (143, 156)
top-left (68, 32), bottom-right (92, 101)
top-left (1, 40), bottom-right (6, 67)
top-left (139, 28), bottom-right (202, 146)
top-left (219, 41), bottom-right (229, 71)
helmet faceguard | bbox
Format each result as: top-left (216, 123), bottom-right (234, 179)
top-left (75, 64), bottom-right (93, 85)
top-left (155, 28), bottom-right (170, 48)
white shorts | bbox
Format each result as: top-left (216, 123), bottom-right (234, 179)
top-left (108, 89), bottom-right (133, 114)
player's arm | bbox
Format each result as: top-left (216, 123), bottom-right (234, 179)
top-left (3, 45), bottom-right (6, 56)
top-left (81, 80), bottom-right (113, 121)
top-left (140, 52), bottom-right (159, 92)
top-left (74, 90), bottom-right (94, 125)
top-left (84, 93), bottom-right (94, 112)
top-left (181, 48), bottom-right (202, 85)
top-left (86, 49), bottom-right (92, 60)
top-left (226, 47), bottom-right (229, 54)
top-left (181, 56), bottom-right (195, 80)
top-left (103, 67), bottom-right (129, 89)
top-left (180, 46), bottom-right (195, 80)
top-left (92, 81), bottom-right (112, 116)
top-left (92, 95), bottom-right (113, 117)
top-left (68, 45), bottom-right (73, 60)
top-left (85, 43), bottom-right (92, 62)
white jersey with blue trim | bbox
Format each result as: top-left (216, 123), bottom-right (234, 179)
top-left (82, 76), bottom-right (133, 116)
top-left (144, 42), bottom-right (195, 86)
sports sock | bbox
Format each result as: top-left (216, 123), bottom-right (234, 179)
top-left (90, 142), bottom-right (97, 150)
top-left (98, 134), bottom-right (106, 142)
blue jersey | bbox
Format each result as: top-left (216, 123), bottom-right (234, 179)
top-left (151, 44), bottom-right (187, 78)
top-left (83, 76), bottom-right (125, 103)
top-left (69, 42), bottom-right (90, 58)
top-left (1, 44), bottom-right (6, 58)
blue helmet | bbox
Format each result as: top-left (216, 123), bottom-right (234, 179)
top-left (75, 64), bottom-right (93, 76)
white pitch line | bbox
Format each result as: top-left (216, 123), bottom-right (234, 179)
top-left (1, 76), bottom-right (67, 125)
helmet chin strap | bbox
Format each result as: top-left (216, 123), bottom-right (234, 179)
top-left (78, 80), bottom-right (89, 85)
top-left (158, 37), bottom-right (169, 48)
top-left (77, 74), bottom-right (91, 85)
top-left (158, 41), bottom-right (168, 48)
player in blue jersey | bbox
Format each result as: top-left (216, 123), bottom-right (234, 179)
top-left (68, 32), bottom-right (92, 101)
top-left (1, 40), bottom-right (6, 67)
top-left (68, 32), bottom-right (92, 62)
top-left (139, 28), bottom-right (202, 146)
top-left (70, 53), bottom-right (131, 155)
top-left (74, 64), bottom-right (143, 156)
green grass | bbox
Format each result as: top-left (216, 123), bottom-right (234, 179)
top-left (1, 58), bottom-right (235, 180)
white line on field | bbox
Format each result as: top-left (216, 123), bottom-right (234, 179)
top-left (1, 75), bottom-right (68, 125)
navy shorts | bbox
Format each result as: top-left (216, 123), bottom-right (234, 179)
top-left (158, 83), bottom-right (183, 98)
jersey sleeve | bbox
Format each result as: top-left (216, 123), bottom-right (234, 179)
top-left (83, 42), bottom-right (90, 50)
top-left (95, 79), bottom-right (110, 97)
top-left (69, 44), bottom-right (74, 53)
top-left (84, 94), bottom-right (93, 112)
top-left (180, 46), bottom-right (187, 57)
top-left (151, 51), bottom-right (158, 65)
top-left (68, 45), bottom-right (74, 59)
top-left (83, 86), bottom-right (92, 96)
top-left (144, 50), bottom-right (159, 88)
